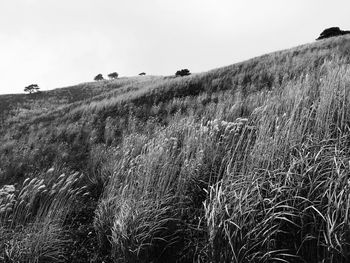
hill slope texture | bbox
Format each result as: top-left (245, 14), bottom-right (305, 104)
top-left (1, 36), bottom-right (350, 262)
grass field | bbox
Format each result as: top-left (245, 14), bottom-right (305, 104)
top-left (1, 35), bottom-right (350, 262)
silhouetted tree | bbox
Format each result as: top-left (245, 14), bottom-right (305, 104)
top-left (316, 27), bottom-right (350, 40)
top-left (175, 69), bottom-right (191, 77)
top-left (107, 72), bottom-right (119, 79)
top-left (94, 74), bottom-right (104, 81)
top-left (139, 72), bottom-right (146, 76)
top-left (24, 84), bottom-right (40, 94)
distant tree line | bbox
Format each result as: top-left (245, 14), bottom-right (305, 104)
top-left (93, 69), bottom-right (193, 81)
top-left (94, 72), bottom-right (147, 81)
top-left (94, 72), bottom-right (119, 81)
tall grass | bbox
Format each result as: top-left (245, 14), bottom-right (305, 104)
top-left (0, 170), bottom-right (89, 262)
top-left (93, 54), bottom-right (350, 262)
top-left (1, 36), bottom-right (350, 262)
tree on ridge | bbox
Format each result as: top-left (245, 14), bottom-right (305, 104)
top-left (108, 72), bottom-right (119, 79)
top-left (175, 69), bottom-right (191, 77)
top-left (94, 74), bottom-right (104, 81)
top-left (24, 84), bottom-right (40, 94)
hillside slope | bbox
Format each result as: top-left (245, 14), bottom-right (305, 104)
top-left (1, 35), bottom-right (350, 262)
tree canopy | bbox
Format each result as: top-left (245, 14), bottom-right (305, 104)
top-left (24, 84), bottom-right (40, 94)
top-left (175, 69), bottom-right (191, 77)
top-left (107, 72), bottom-right (119, 79)
top-left (94, 74), bottom-right (104, 81)
top-left (316, 27), bottom-right (350, 40)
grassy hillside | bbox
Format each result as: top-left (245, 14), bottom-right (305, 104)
top-left (1, 35), bottom-right (350, 262)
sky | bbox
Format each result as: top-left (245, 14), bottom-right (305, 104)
top-left (0, 0), bottom-right (349, 95)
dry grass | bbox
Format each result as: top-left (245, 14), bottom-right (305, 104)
top-left (1, 35), bottom-right (350, 262)
top-left (0, 170), bottom-right (89, 262)
top-left (93, 48), bottom-right (350, 262)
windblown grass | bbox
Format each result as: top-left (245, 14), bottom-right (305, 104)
top-left (93, 52), bottom-right (350, 262)
top-left (1, 35), bottom-right (350, 262)
top-left (0, 170), bottom-right (89, 262)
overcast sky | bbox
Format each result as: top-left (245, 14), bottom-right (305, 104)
top-left (0, 0), bottom-right (349, 95)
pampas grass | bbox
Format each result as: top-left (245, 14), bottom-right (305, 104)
top-left (1, 35), bottom-right (350, 262)
top-left (0, 170), bottom-right (89, 262)
top-left (93, 52), bottom-right (350, 262)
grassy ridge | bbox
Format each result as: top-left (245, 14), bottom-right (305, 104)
top-left (0, 37), bottom-right (342, 184)
top-left (1, 35), bottom-right (350, 262)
